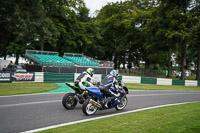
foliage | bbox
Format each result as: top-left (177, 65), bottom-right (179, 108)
top-left (0, 0), bottom-right (199, 80)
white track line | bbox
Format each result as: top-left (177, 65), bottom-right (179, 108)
top-left (22, 101), bottom-right (199, 133)
top-left (0, 100), bottom-right (60, 108)
top-left (127, 92), bottom-right (200, 97)
top-left (0, 92), bottom-right (66, 98)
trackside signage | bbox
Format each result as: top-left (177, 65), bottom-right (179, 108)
top-left (0, 73), bottom-right (11, 82)
top-left (12, 73), bottom-right (35, 81)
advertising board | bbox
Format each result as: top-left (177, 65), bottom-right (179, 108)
top-left (11, 73), bottom-right (35, 82)
top-left (0, 73), bottom-right (11, 82)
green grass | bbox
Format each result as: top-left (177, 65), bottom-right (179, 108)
top-left (0, 83), bottom-right (59, 96)
top-left (125, 83), bottom-right (200, 91)
top-left (0, 82), bottom-right (199, 96)
top-left (164, 76), bottom-right (196, 80)
top-left (39, 102), bottom-right (200, 133)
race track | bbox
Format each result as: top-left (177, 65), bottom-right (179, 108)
top-left (0, 90), bottom-right (200, 133)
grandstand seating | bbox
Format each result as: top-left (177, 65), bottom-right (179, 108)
top-left (25, 50), bottom-right (104, 67)
top-left (26, 54), bottom-right (75, 66)
top-left (65, 56), bottom-right (100, 66)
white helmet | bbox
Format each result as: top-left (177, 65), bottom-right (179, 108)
top-left (86, 68), bottom-right (94, 77)
top-left (110, 70), bottom-right (118, 77)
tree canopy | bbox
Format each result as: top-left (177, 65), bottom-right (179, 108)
top-left (0, 0), bottom-right (199, 80)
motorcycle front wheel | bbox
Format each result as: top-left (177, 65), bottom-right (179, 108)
top-left (115, 96), bottom-right (128, 110)
top-left (82, 99), bottom-right (98, 115)
top-left (62, 93), bottom-right (78, 110)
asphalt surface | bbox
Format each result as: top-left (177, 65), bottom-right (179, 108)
top-left (0, 90), bottom-right (200, 133)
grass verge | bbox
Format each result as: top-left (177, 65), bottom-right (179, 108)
top-left (0, 82), bottom-right (199, 96)
top-left (39, 102), bottom-right (200, 133)
top-left (125, 83), bottom-right (200, 91)
top-left (0, 83), bottom-right (59, 96)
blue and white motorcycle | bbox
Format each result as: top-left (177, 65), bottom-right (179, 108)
top-left (82, 81), bottom-right (129, 115)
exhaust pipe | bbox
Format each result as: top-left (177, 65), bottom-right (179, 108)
top-left (89, 99), bottom-right (102, 108)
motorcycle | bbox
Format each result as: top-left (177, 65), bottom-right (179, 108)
top-left (62, 81), bottom-right (99, 110)
top-left (82, 81), bottom-right (129, 115)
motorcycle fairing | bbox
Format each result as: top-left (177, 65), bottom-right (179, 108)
top-left (86, 87), bottom-right (104, 99)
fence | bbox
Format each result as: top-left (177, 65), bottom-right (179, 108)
top-left (25, 65), bottom-right (113, 74)
top-left (26, 50), bottom-right (58, 55)
top-left (118, 69), bottom-right (166, 77)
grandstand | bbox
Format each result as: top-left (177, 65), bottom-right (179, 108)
top-left (64, 53), bottom-right (100, 66)
top-left (25, 50), bottom-right (113, 67)
top-left (25, 50), bottom-right (75, 66)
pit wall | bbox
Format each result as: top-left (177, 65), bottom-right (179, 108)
top-left (1, 72), bottom-right (199, 86)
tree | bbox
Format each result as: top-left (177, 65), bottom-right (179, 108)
top-left (95, 2), bottom-right (124, 68)
top-left (0, 0), bottom-right (57, 64)
top-left (189, 0), bottom-right (200, 80)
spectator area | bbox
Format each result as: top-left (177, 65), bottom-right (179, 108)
top-left (65, 56), bottom-right (100, 66)
top-left (25, 50), bottom-right (111, 67)
top-left (26, 54), bottom-right (75, 66)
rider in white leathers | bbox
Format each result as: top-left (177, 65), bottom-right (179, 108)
top-left (74, 68), bottom-right (94, 90)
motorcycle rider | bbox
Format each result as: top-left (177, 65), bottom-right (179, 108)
top-left (74, 68), bottom-right (94, 90)
top-left (100, 70), bottom-right (120, 108)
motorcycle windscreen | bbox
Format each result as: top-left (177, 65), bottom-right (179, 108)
top-left (86, 87), bottom-right (104, 98)
top-left (121, 81), bottom-right (129, 94)
top-left (123, 86), bottom-right (129, 94)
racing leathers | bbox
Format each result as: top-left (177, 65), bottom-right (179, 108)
top-left (74, 71), bottom-right (93, 90)
top-left (101, 74), bottom-right (120, 99)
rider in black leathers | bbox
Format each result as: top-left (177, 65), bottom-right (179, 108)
top-left (100, 70), bottom-right (120, 108)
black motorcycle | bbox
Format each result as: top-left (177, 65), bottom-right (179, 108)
top-left (62, 82), bottom-right (99, 110)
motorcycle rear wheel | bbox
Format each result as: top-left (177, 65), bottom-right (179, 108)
top-left (82, 99), bottom-right (98, 115)
top-left (62, 93), bottom-right (78, 110)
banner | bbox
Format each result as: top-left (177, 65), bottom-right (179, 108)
top-left (11, 73), bottom-right (35, 81)
top-left (0, 73), bottom-right (11, 82)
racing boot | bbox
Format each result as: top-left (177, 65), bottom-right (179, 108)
top-left (100, 98), bottom-right (108, 108)
top-left (104, 97), bottom-right (112, 108)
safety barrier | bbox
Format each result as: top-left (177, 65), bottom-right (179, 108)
top-left (44, 72), bottom-right (74, 83)
top-left (122, 76), bottom-right (141, 83)
top-left (157, 78), bottom-right (172, 85)
top-left (141, 77), bottom-right (157, 84)
top-left (185, 80), bottom-right (198, 86)
top-left (1, 72), bottom-right (200, 86)
top-left (122, 76), bottom-right (200, 86)
top-left (35, 72), bottom-right (43, 82)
